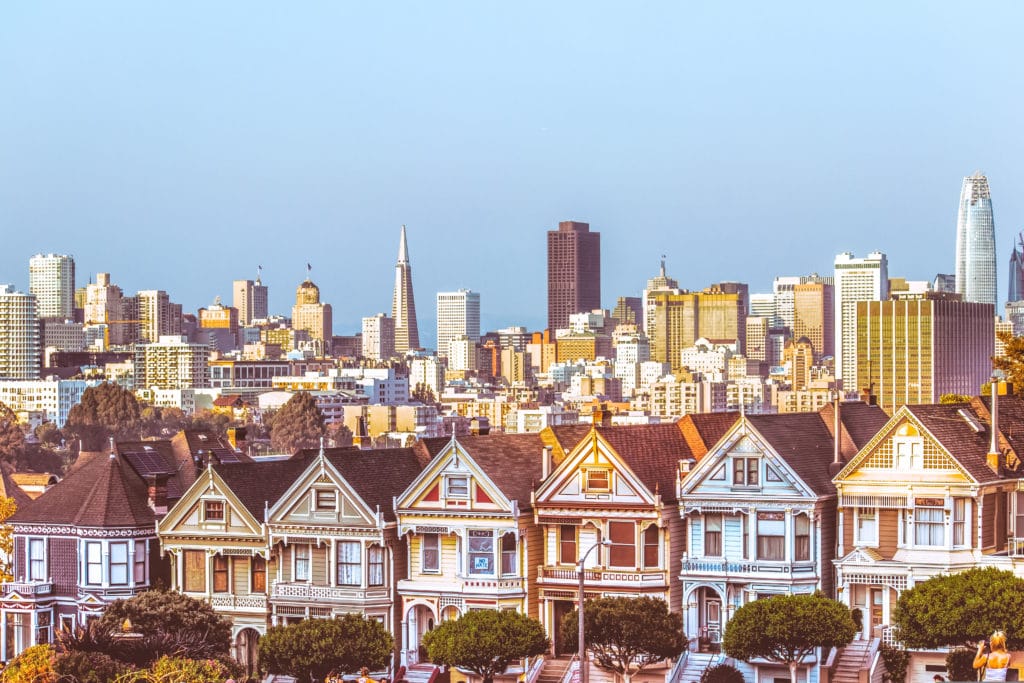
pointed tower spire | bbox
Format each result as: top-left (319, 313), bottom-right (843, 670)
top-left (392, 225), bottom-right (420, 353)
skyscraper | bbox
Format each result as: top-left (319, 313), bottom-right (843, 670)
top-left (137, 290), bottom-right (182, 344)
top-left (547, 220), bottom-right (601, 332)
top-left (856, 293), bottom-right (993, 411)
top-left (834, 251), bottom-right (888, 391)
top-left (362, 313), bottom-right (395, 361)
top-left (436, 290), bottom-right (480, 359)
top-left (29, 253), bottom-right (75, 319)
top-left (0, 285), bottom-right (41, 379)
top-left (392, 225), bottom-right (420, 354)
top-left (292, 275), bottom-right (332, 349)
top-left (955, 172), bottom-right (997, 307)
top-left (642, 258), bottom-right (680, 337)
top-left (233, 274), bottom-right (269, 326)
top-left (793, 281), bottom-right (834, 361)
top-left (1008, 233), bottom-right (1024, 303)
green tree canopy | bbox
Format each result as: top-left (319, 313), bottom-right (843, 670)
top-left (424, 609), bottom-right (549, 683)
top-left (722, 592), bottom-right (856, 682)
top-left (64, 382), bottom-right (141, 450)
top-left (994, 332), bottom-right (1024, 390)
top-left (95, 589), bottom-right (232, 660)
top-left (259, 614), bottom-right (393, 683)
top-left (560, 597), bottom-right (685, 683)
top-left (891, 567), bottom-right (1024, 649)
top-left (0, 401), bottom-right (25, 465)
top-left (269, 392), bottom-right (326, 454)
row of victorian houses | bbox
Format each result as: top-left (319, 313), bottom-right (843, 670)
top-left (3, 395), bottom-right (1024, 683)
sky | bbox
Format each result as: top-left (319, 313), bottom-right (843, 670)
top-left (2, 2), bottom-right (1023, 349)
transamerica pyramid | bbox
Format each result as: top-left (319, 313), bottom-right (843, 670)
top-left (391, 225), bottom-right (420, 354)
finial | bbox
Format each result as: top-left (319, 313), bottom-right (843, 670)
top-left (257, 264), bottom-right (263, 283)
top-left (319, 436), bottom-right (325, 457)
top-left (660, 255), bottom-right (666, 277)
top-left (122, 617), bottom-right (133, 633)
top-left (306, 262), bottom-right (312, 279)
top-left (109, 436), bottom-right (117, 459)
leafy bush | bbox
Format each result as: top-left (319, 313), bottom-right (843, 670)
top-left (700, 662), bottom-right (745, 683)
top-left (879, 645), bottom-right (910, 683)
top-left (117, 655), bottom-right (239, 683)
top-left (945, 648), bottom-right (975, 683)
top-left (53, 650), bottom-right (131, 683)
top-left (2, 644), bottom-right (57, 683)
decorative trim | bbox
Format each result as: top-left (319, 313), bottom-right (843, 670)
top-left (13, 525), bottom-right (154, 538)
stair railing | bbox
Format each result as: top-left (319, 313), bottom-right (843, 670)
top-left (525, 655), bottom-right (546, 683)
top-left (666, 649), bottom-right (689, 683)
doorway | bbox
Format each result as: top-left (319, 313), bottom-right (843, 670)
top-left (553, 600), bottom-right (574, 655)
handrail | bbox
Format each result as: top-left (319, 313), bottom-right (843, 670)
top-left (525, 655), bottom-right (546, 683)
top-left (666, 650), bottom-right (689, 683)
top-left (427, 665), bottom-right (440, 683)
top-left (559, 655), bottom-right (580, 683)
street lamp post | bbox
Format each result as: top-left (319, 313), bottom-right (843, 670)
top-left (579, 539), bottom-right (610, 683)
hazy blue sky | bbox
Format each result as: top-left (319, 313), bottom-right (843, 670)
top-left (3, 2), bottom-right (1023, 347)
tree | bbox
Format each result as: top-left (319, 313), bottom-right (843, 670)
top-left (65, 382), bottom-right (141, 450)
top-left (994, 331), bottom-right (1024, 389)
top-left (722, 592), bottom-right (856, 683)
top-left (0, 495), bottom-right (19, 581)
top-left (560, 597), bottom-right (684, 683)
top-left (33, 421), bottom-right (63, 447)
top-left (412, 382), bottom-right (437, 405)
top-left (891, 567), bottom-right (1024, 649)
top-left (939, 393), bottom-right (973, 404)
top-left (259, 613), bottom-right (393, 683)
top-left (424, 610), bottom-right (549, 683)
top-left (269, 392), bottom-right (326, 453)
top-left (0, 401), bottom-right (25, 465)
top-left (327, 421), bottom-right (353, 447)
top-left (95, 589), bottom-right (232, 663)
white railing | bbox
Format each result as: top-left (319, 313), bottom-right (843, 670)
top-left (271, 581), bottom-right (381, 601)
top-left (1, 580), bottom-right (53, 596)
top-left (525, 655), bottom-right (546, 683)
top-left (666, 651), bottom-right (689, 683)
top-left (209, 593), bottom-right (268, 610)
top-left (559, 656), bottom-right (579, 683)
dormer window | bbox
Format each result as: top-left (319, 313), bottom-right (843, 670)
top-left (204, 500), bottom-right (225, 521)
top-left (733, 457), bottom-right (759, 487)
top-left (446, 476), bottom-right (469, 498)
top-left (584, 468), bottom-right (611, 492)
top-left (315, 489), bottom-right (337, 511)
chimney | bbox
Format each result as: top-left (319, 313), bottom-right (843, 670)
top-left (829, 395), bottom-right (844, 477)
top-left (988, 372), bottom-right (1004, 473)
top-left (145, 473), bottom-right (170, 515)
top-left (859, 387), bottom-right (876, 406)
top-left (593, 402), bottom-right (612, 427)
top-left (542, 445), bottom-right (553, 479)
top-left (469, 417), bottom-right (481, 436)
top-left (226, 426), bottom-right (248, 452)
top-left (352, 415), bottom-right (370, 450)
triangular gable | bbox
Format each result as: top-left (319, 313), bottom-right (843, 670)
top-left (268, 454), bottom-right (378, 527)
top-left (838, 547), bottom-right (883, 564)
top-left (157, 467), bottom-right (262, 537)
top-left (679, 419), bottom-right (815, 499)
top-left (534, 429), bottom-right (655, 506)
top-left (834, 407), bottom-right (976, 484)
top-left (396, 436), bottom-right (511, 513)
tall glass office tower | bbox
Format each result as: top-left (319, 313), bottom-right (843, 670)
top-left (955, 172), bottom-right (997, 307)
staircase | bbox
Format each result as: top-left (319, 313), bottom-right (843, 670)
top-left (406, 663), bottom-right (440, 683)
top-left (675, 652), bottom-right (721, 683)
top-left (537, 656), bottom-right (573, 683)
top-left (832, 639), bottom-right (874, 683)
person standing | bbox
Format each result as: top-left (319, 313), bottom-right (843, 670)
top-left (974, 631), bottom-right (1011, 682)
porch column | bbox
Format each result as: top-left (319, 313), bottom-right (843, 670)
top-left (837, 508), bottom-right (845, 556)
top-left (1, 607), bottom-right (7, 658)
top-left (330, 538), bottom-right (337, 587)
top-left (206, 552), bottom-right (214, 598)
top-left (30, 610), bottom-right (38, 648)
top-left (747, 508), bottom-right (757, 559)
top-left (784, 508), bottom-right (793, 562)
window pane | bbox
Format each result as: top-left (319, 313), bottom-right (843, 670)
top-left (560, 526), bottom-right (576, 565)
top-left (469, 530), bottom-right (494, 575)
top-left (608, 521), bottom-right (635, 568)
top-left (252, 557), bottom-right (266, 592)
top-left (501, 533), bottom-right (517, 575)
top-left (643, 525), bottom-right (659, 567)
top-left (704, 515), bottom-right (722, 557)
top-left (368, 546), bottom-right (384, 586)
top-left (184, 550), bottom-right (206, 592)
top-left (422, 534), bottom-right (440, 572)
top-left (338, 541), bottom-right (361, 585)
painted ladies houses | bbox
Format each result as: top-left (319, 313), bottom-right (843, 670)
top-left (395, 434), bottom-right (546, 667)
top-left (156, 454), bottom-right (310, 673)
top-left (676, 402), bottom-right (887, 683)
top-left (832, 396), bottom-right (1024, 682)
top-left (0, 449), bottom-right (172, 659)
top-left (533, 416), bottom-right (735, 658)
top-left (266, 445), bottom-right (427, 663)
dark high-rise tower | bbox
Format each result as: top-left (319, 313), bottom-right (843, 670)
top-left (547, 220), bottom-right (601, 331)
top-left (392, 225), bottom-right (420, 354)
top-left (1008, 233), bottom-right (1024, 303)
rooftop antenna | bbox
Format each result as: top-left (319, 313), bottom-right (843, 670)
top-left (306, 262), bottom-right (312, 279)
top-left (660, 255), bottom-right (667, 277)
top-left (257, 264), bottom-right (263, 284)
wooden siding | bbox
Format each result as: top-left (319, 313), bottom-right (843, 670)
top-left (387, 529), bottom-right (407, 655)
top-left (983, 493), bottom-right (995, 549)
top-left (312, 545), bottom-right (328, 585)
top-left (232, 557), bottom-right (249, 595)
top-left (666, 513), bottom-right (685, 611)
top-left (13, 537), bottom-right (23, 582)
top-left (817, 503), bottom-right (836, 598)
top-left (523, 520), bottom-right (543, 620)
top-left (50, 537), bottom-right (77, 596)
top-left (878, 509), bottom-right (899, 559)
top-left (149, 539), bottom-right (171, 588)
top-left (841, 509), bottom-right (853, 555)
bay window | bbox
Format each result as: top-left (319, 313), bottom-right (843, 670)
top-left (559, 525), bottom-right (577, 565)
top-left (368, 545), bottom-right (384, 586)
top-left (643, 525), bottom-right (659, 568)
top-left (704, 514), bottom-right (722, 556)
top-left (468, 530), bottom-right (494, 575)
top-left (28, 538), bottom-right (46, 581)
top-left (608, 521), bottom-right (635, 568)
top-left (757, 513), bottom-right (785, 561)
top-left (856, 508), bottom-right (877, 545)
top-left (252, 556), bottom-right (266, 592)
top-left (294, 545), bottom-right (310, 581)
top-left (337, 541), bottom-right (361, 585)
top-left (85, 542), bottom-right (103, 585)
top-left (422, 533), bottom-right (440, 573)
top-left (134, 541), bottom-right (147, 584)
top-left (953, 498), bottom-right (967, 546)
top-left (183, 549), bottom-right (205, 592)
top-left (501, 533), bottom-right (517, 575)
top-left (110, 543), bottom-right (129, 586)
top-left (913, 502), bottom-right (945, 546)
top-left (213, 555), bottom-right (229, 592)
top-left (794, 515), bottom-right (810, 561)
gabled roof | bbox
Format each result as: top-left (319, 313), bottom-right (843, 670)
top-left (117, 439), bottom-right (186, 501)
top-left (900, 400), bottom-right (1024, 483)
top-left (417, 433), bottom-right (546, 508)
top-left (169, 430), bottom-right (252, 493)
top-left (291, 446), bottom-right (431, 522)
top-left (678, 412), bottom-right (739, 458)
top-left (745, 402), bottom-right (889, 495)
top-left (0, 471), bottom-right (32, 506)
top-left (11, 452), bottom-right (155, 528)
top-left (213, 456), bottom-right (317, 521)
top-left (819, 401), bottom-right (890, 456)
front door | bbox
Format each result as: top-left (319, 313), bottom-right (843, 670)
top-left (705, 598), bottom-right (722, 644)
top-left (870, 588), bottom-right (884, 635)
top-left (553, 601), bottom-right (574, 655)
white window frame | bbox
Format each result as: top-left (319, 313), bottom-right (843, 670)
top-left (421, 533), bottom-right (441, 573)
top-left (294, 544), bottom-right (311, 581)
top-left (27, 537), bottom-right (47, 581)
top-left (203, 499), bottom-right (225, 522)
top-left (337, 541), bottom-right (362, 586)
top-left (85, 541), bottom-right (103, 586)
top-left (445, 476), bottom-right (469, 499)
top-left (315, 489), bottom-right (337, 512)
top-left (134, 540), bottom-right (147, 585)
top-left (854, 508), bottom-right (878, 547)
top-left (109, 542), bottom-right (129, 586)
top-left (732, 457), bottom-right (759, 487)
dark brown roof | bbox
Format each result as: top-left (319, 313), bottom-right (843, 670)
top-left (679, 412), bottom-right (740, 458)
top-left (0, 471), bottom-right (32, 507)
top-left (819, 401), bottom-right (890, 456)
top-left (12, 452), bottom-right (155, 528)
top-left (169, 430), bottom-right (252, 494)
top-left (291, 446), bottom-right (431, 522)
top-left (745, 412), bottom-right (842, 495)
top-left (903, 400), bottom-right (1024, 483)
top-left (213, 457), bottom-right (318, 521)
top-left (117, 440), bottom-right (187, 501)
top-left (419, 434), bottom-right (547, 509)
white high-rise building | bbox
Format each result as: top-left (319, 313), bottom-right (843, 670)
top-left (29, 253), bottom-right (75, 319)
top-left (362, 314), bottom-right (395, 361)
top-left (0, 286), bottom-right (41, 379)
top-left (0, 378), bottom-right (90, 427)
top-left (436, 289), bottom-right (480, 358)
top-left (834, 251), bottom-right (888, 392)
top-left (448, 335), bottom-right (477, 372)
top-left (955, 172), bottom-right (997, 307)
top-left (134, 335), bottom-right (209, 390)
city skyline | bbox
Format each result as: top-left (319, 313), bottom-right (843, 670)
top-left (3, 3), bottom-right (1023, 343)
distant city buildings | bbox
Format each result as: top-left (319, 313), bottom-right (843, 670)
top-left (547, 220), bottom-right (600, 331)
top-left (291, 275), bottom-right (332, 349)
top-left (0, 285), bottom-right (40, 379)
top-left (392, 225), bottom-right (420, 354)
top-left (955, 172), bottom-right (997, 307)
top-left (233, 275), bottom-right (268, 326)
top-left (28, 253), bottom-right (75, 320)
top-left (436, 289), bottom-right (480, 359)
top-left (834, 251), bottom-right (888, 393)
top-left (361, 313), bottom-right (395, 361)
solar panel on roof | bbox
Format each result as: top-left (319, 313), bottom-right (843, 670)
top-left (123, 450), bottom-right (174, 475)
top-left (215, 449), bottom-right (244, 464)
